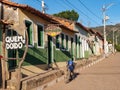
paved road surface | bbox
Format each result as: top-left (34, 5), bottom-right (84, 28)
top-left (44, 53), bottom-right (120, 90)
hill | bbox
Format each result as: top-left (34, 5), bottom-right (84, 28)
top-left (92, 23), bottom-right (120, 44)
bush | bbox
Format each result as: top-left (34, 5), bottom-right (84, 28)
top-left (115, 44), bottom-right (120, 52)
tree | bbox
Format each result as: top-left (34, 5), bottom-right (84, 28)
top-left (53, 10), bottom-right (79, 21)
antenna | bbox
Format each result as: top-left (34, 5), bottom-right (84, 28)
top-left (80, 19), bottom-right (83, 24)
top-left (41, 0), bottom-right (45, 13)
top-left (88, 21), bottom-right (91, 28)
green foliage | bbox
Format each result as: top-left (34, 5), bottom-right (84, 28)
top-left (115, 44), bottom-right (120, 52)
top-left (53, 10), bottom-right (79, 21)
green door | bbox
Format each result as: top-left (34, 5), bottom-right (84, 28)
top-left (48, 35), bottom-right (53, 67)
top-left (71, 38), bottom-right (74, 58)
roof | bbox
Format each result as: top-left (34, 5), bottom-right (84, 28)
top-left (0, 0), bottom-right (78, 33)
top-left (46, 14), bottom-right (91, 33)
top-left (1, 0), bottom-right (57, 23)
top-left (96, 32), bottom-right (103, 39)
top-left (75, 22), bottom-right (90, 33)
top-left (46, 14), bottom-right (77, 32)
top-left (88, 28), bottom-right (103, 39)
top-left (89, 28), bottom-right (96, 34)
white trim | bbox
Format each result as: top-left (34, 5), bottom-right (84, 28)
top-left (24, 19), bottom-right (34, 47)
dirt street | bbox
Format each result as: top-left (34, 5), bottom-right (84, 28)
top-left (44, 53), bottom-right (120, 90)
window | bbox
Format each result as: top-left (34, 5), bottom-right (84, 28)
top-left (7, 29), bottom-right (17, 36)
top-left (66, 35), bottom-right (68, 50)
top-left (37, 24), bottom-right (44, 47)
top-left (25, 20), bottom-right (33, 46)
top-left (56, 35), bottom-right (60, 49)
top-left (61, 33), bottom-right (64, 49)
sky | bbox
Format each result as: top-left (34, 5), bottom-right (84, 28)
top-left (11, 0), bottom-right (120, 27)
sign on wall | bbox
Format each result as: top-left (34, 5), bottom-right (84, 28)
top-left (5, 36), bottom-right (25, 49)
top-left (45, 24), bottom-right (62, 37)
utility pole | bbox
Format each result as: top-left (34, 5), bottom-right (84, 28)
top-left (102, 5), bottom-right (107, 55)
top-left (102, 3), bottom-right (114, 55)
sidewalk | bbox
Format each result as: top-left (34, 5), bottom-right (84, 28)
top-left (33, 54), bottom-right (106, 90)
top-left (44, 53), bottom-right (120, 90)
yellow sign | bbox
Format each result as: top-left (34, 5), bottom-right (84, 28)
top-left (45, 24), bottom-right (62, 37)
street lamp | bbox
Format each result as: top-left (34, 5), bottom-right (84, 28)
top-left (102, 3), bottom-right (114, 55)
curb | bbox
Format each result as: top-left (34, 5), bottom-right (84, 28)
top-left (39, 56), bottom-right (105, 90)
top-left (35, 76), bottom-right (65, 90)
top-left (76, 56), bottom-right (105, 73)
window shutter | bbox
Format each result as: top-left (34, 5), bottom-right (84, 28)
top-left (30, 25), bottom-right (33, 45)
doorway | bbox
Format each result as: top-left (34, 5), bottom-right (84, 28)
top-left (47, 35), bottom-right (53, 67)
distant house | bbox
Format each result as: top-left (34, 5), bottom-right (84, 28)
top-left (96, 32), bottom-right (104, 55)
top-left (74, 22), bottom-right (90, 59)
top-left (89, 29), bottom-right (104, 56)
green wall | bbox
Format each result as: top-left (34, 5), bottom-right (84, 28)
top-left (54, 46), bottom-right (71, 62)
top-left (84, 50), bottom-right (89, 59)
top-left (19, 43), bottom-right (47, 66)
top-left (19, 44), bottom-right (71, 66)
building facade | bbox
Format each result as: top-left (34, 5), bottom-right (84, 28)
top-left (0, 0), bottom-right (104, 89)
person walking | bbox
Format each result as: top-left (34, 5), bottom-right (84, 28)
top-left (67, 58), bottom-right (75, 80)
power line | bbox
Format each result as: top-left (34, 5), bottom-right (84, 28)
top-left (55, 0), bottom-right (68, 10)
top-left (78, 0), bottom-right (102, 20)
top-left (64, 0), bottom-right (101, 26)
top-left (62, 0), bottom-right (76, 10)
top-left (36, 0), bottom-right (41, 3)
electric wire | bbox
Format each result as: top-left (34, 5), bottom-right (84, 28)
top-left (64, 0), bottom-right (101, 26)
top-left (78, 0), bottom-right (102, 20)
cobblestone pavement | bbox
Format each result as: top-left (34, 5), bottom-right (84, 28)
top-left (44, 53), bottom-right (120, 90)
